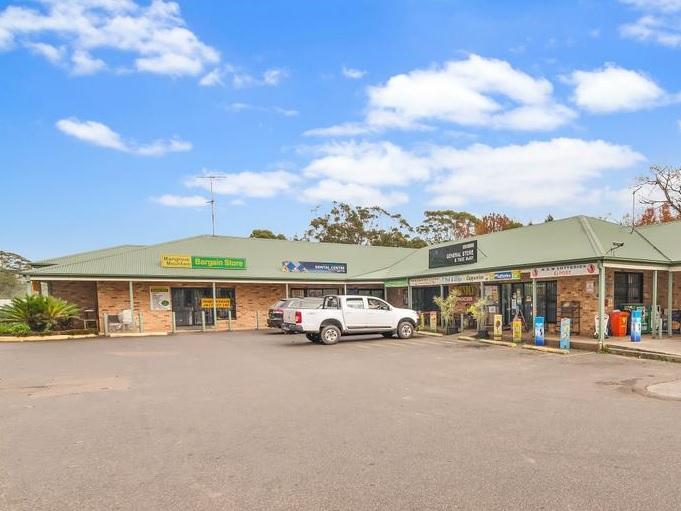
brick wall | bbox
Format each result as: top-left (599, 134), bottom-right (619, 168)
top-left (48, 281), bottom-right (98, 313)
top-left (95, 281), bottom-right (286, 333)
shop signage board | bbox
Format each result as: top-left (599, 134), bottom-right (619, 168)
top-left (631, 310), bottom-right (642, 342)
top-left (410, 270), bottom-right (521, 287)
top-left (161, 255), bottom-right (246, 270)
top-left (530, 263), bottom-right (598, 279)
top-left (149, 286), bottom-right (171, 311)
top-left (429, 240), bottom-right (477, 268)
top-left (560, 318), bottom-right (571, 350)
top-left (534, 316), bottom-right (545, 346)
top-left (493, 314), bottom-right (502, 340)
top-left (200, 297), bottom-right (231, 309)
top-left (512, 318), bottom-right (523, 342)
top-left (384, 278), bottom-right (409, 288)
top-left (281, 261), bottom-right (347, 273)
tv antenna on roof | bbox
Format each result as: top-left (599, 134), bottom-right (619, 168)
top-left (196, 175), bottom-right (227, 236)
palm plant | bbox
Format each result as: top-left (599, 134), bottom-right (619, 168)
top-left (0, 295), bottom-right (80, 332)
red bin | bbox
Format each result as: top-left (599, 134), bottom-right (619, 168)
top-left (610, 310), bottom-right (630, 337)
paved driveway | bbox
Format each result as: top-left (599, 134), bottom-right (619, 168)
top-left (2, 331), bottom-right (681, 510)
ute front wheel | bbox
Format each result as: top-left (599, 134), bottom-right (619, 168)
top-left (320, 325), bottom-right (341, 345)
top-left (397, 321), bottom-right (414, 339)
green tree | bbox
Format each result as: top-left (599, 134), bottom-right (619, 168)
top-left (0, 270), bottom-right (22, 298)
top-left (417, 210), bottom-right (479, 243)
top-left (250, 229), bottom-right (287, 240)
top-left (304, 202), bottom-right (426, 248)
top-left (475, 213), bottom-right (523, 234)
top-left (544, 214), bottom-right (554, 222)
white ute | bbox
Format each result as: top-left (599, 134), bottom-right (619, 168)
top-left (282, 295), bottom-right (419, 345)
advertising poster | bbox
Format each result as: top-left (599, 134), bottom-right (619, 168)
top-left (534, 316), bottom-right (545, 346)
top-left (200, 298), bottom-right (231, 309)
top-left (493, 314), bottom-right (502, 340)
top-left (429, 312), bottom-right (438, 331)
top-left (631, 310), bottom-right (642, 342)
top-left (150, 286), bottom-right (171, 311)
top-left (512, 318), bottom-right (523, 342)
top-left (560, 318), bottom-right (571, 350)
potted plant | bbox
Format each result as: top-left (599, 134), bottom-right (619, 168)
top-left (433, 289), bottom-right (461, 335)
top-left (467, 298), bottom-right (490, 339)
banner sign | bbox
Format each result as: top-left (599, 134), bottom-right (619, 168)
top-left (631, 310), bottom-right (642, 342)
top-left (534, 316), bottom-right (545, 346)
top-left (161, 255), bottom-right (246, 270)
top-left (512, 318), bottom-right (523, 342)
top-left (410, 270), bottom-right (521, 287)
top-left (384, 278), bottom-right (409, 288)
top-left (493, 314), bottom-right (503, 340)
top-left (201, 297), bottom-right (231, 309)
top-left (560, 318), bottom-right (571, 350)
top-left (149, 286), bottom-right (171, 311)
top-left (429, 240), bottom-right (477, 269)
top-left (530, 263), bottom-right (598, 279)
top-left (281, 261), bottom-right (347, 274)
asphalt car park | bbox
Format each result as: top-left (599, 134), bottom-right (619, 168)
top-left (2, 330), bottom-right (681, 510)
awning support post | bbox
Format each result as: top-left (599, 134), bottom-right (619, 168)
top-left (285, 283), bottom-right (289, 299)
top-left (652, 270), bottom-right (658, 337)
top-left (531, 278), bottom-right (537, 321)
top-left (669, 271), bottom-right (674, 337)
top-left (407, 285), bottom-right (413, 309)
top-left (212, 282), bottom-right (218, 331)
top-left (598, 261), bottom-right (606, 350)
top-left (128, 281), bottom-right (134, 323)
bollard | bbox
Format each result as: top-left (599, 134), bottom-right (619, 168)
top-left (103, 314), bottom-right (109, 336)
top-left (228, 309), bottom-right (232, 331)
top-left (171, 312), bottom-right (176, 334)
top-left (138, 312), bottom-right (143, 333)
top-left (256, 310), bottom-right (260, 330)
top-left (201, 310), bottom-right (206, 332)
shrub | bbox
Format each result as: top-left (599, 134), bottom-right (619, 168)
top-left (0, 322), bottom-right (32, 336)
top-left (0, 295), bottom-right (80, 332)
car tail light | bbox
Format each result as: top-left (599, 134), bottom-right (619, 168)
top-left (295, 310), bottom-right (302, 324)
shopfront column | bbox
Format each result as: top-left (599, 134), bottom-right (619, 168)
top-left (531, 279), bottom-right (537, 320)
top-left (128, 281), bottom-right (134, 316)
top-left (212, 282), bottom-right (218, 331)
top-left (652, 270), bottom-right (658, 336)
top-left (598, 261), bottom-right (605, 349)
top-left (668, 271), bottom-right (674, 337)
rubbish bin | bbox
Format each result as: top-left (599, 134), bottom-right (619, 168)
top-left (610, 310), bottom-right (630, 337)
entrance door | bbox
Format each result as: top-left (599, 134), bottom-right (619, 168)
top-left (171, 288), bottom-right (215, 327)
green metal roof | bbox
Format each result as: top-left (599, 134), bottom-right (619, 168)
top-left (26, 217), bottom-right (681, 282)
top-left (32, 245), bottom-right (145, 267)
top-left (27, 235), bottom-right (417, 281)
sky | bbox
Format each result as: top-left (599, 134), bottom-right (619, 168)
top-left (1, 0), bottom-right (681, 260)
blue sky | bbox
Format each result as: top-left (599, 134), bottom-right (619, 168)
top-left (1, 0), bottom-right (681, 259)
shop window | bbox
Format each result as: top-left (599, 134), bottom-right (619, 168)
top-left (614, 272), bottom-right (643, 306)
top-left (347, 288), bottom-right (385, 298)
top-left (412, 286), bottom-right (440, 312)
top-left (291, 288), bottom-right (340, 298)
top-left (216, 288), bottom-right (237, 320)
top-left (535, 281), bottom-right (557, 323)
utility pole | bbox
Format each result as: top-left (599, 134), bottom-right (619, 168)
top-left (631, 183), bottom-right (644, 233)
top-left (197, 175), bottom-right (226, 236)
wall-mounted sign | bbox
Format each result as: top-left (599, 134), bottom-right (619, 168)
top-left (530, 263), bottom-right (598, 279)
top-left (201, 297), bottom-right (232, 309)
top-left (281, 261), bottom-right (347, 273)
top-left (150, 286), bottom-right (171, 311)
top-left (429, 240), bottom-right (477, 268)
top-left (384, 278), bottom-right (409, 288)
top-left (410, 270), bottom-right (521, 287)
top-left (161, 255), bottom-right (246, 270)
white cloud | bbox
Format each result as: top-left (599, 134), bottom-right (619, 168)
top-left (568, 64), bottom-right (669, 113)
top-left (154, 194), bottom-right (208, 207)
top-left (186, 170), bottom-right (299, 198)
top-left (307, 54), bottom-right (575, 136)
top-left (25, 42), bottom-right (64, 64)
top-left (620, 0), bottom-right (681, 47)
top-left (302, 140), bottom-right (431, 186)
top-left (300, 180), bottom-right (409, 207)
top-left (427, 138), bottom-right (645, 208)
top-left (200, 65), bottom-right (287, 88)
top-left (225, 102), bottom-right (299, 117)
top-left (56, 117), bottom-right (192, 156)
top-left (0, 0), bottom-right (219, 78)
top-left (341, 66), bottom-right (366, 79)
